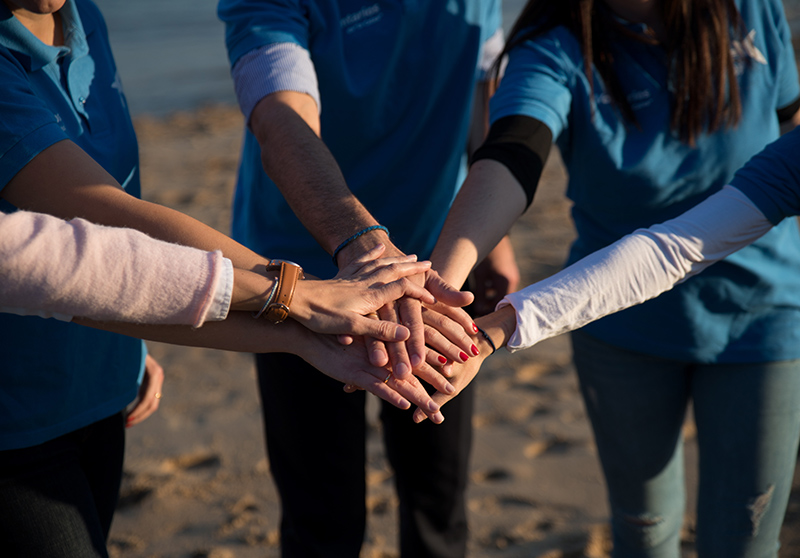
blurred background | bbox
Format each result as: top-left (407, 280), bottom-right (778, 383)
top-left (95, 0), bottom-right (800, 118)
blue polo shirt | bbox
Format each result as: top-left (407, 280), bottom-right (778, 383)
top-left (491, 0), bottom-right (800, 363)
top-left (219, 0), bottom-right (501, 278)
top-left (0, 0), bottom-right (144, 450)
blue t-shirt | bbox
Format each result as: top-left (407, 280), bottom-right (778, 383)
top-left (733, 127), bottom-right (800, 224)
top-left (218, 0), bottom-right (501, 278)
top-left (0, 0), bottom-right (144, 450)
top-left (491, 0), bottom-right (800, 363)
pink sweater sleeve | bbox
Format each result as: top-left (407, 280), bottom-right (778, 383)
top-left (0, 210), bottom-right (232, 327)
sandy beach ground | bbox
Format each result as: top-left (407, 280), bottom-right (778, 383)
top-left (107, 105), bottom-right (800, 558)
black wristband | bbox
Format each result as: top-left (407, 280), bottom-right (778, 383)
top-left (777, 96), bottom-right (800, 123)
top-left (471, 115), bottom-right (553, 209)
top-left (475, 324), bottom-right (497, 355)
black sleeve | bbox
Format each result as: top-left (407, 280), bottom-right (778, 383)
top-left (777, 96), bottom-right (800, 123)
top-left (470, 115), bottom-right (553, 209)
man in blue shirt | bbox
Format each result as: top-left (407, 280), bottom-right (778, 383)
top-left (218, 1), bottom-right (509, 556)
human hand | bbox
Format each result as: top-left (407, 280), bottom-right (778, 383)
top-left (412, 341), bottom-right (486, 424)
top-left (291, 244), bottom-right (436, 340)
top-left (125, 353), bottom-right (164, 427)
top-left (411, 308), bottom-right (515, 423)
top-left (295, 329), bottom-right (447, 423)
top-left (336, 239), bottom-right (475, 381)
top-left (469, 236), bottom-right (520, 316)
top-left (362, 267), bottom-right (476, 381)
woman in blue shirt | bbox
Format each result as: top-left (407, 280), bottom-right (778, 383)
top-left (429, 0), bottom-right (800, 556)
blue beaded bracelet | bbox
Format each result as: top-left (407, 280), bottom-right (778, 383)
top-left (332, 225), bottom-right (390, 266)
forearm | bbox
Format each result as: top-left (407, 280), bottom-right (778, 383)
top-left (430, 159), bottom-right (527, 288)
top-left (0, 210), bottom-right (231, 326)
top-left (500, 185), bottom-right (774, 351)
top-left (250, 93), bottom-right (385, 261)
top-left (75, 311), bottom-right (307, 354)
top-left (474, 304), bottom-right (517, 353)
top-left (2, 140), bottom-right (269, 271)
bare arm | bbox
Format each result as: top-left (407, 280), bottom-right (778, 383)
top-left (430, 158), bottom-right (528, 289)
top-left (250, 91), bottom-right (387, 260)
top-left (76, 312), bottom-right (445, 423)
top-left (1, 139), bottom-right (269, 272)
top-left (250, 91), bottom-right (474, 376)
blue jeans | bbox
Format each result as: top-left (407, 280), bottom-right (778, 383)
top-left (571, 330), bottom-right (800, 558)
top-left (0, 412), bottom-right (125, 558)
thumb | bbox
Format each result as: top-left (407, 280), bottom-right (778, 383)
top-left (426, 272), bottom-right (474, 307)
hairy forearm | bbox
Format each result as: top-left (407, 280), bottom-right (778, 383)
top-left (250, 93), bottom-right (380, 257)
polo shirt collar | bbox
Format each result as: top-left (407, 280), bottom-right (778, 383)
top-left (0, 0), bottom-right (87, 72)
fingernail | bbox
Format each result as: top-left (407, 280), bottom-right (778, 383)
top-left (414, 413), bottom-right (424, 424)
top-left (411, 354), bottom-right (422, 368)
top-left (471, 344), bottom-right (480, 356)
top-left (472, 323), bottom-right (478, 333)
top-left (371, 350), bottom-right (387, 364)
top-left (438, 355), bottom-right (448, 364)
top-left (407, 254), bottom-right (418, 261)
top-left (433, 412), bottom-right (445, 424)
top-left (459, 351), bottom-right (469, 362)
top-left (428, 401), bottom-right (440, 412)
top-left (395, 326), bottom-right (406, 340)
top-left (445, 383), bottom-right (455, 394)
top-left (395, 363), bottom-right (409, 377)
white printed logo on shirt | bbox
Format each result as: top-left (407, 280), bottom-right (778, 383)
top-left (340, 4), bottom-right (383, 34)
top-left (732, 30), bottom-right (767, 74)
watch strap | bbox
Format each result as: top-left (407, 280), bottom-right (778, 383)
top-left (265, 260), bottom-right (303, 323)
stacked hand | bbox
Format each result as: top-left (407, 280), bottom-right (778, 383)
top-left (318, 243), bottom-right (479, 417)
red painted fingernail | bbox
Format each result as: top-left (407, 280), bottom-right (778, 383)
top-left (471, 344), bottom-right (480, 356)
top-left (459, 351), bottom-right (469, 362)
top-left (438, 355), bottom-right (448, 364)
top-left (472, 323), bottom-right (479, 333)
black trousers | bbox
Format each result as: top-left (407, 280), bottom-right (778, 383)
top-left (0, 412), bottom-right (125, 558)
top-left (256, 352), bottom-right (475, 558)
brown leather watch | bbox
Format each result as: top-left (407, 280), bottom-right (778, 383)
top-left (264, 259), bottom-right (304, 324)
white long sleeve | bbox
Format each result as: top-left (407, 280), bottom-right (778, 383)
top-left (499, 185), bottom-right (773, 351)
top-left (0, 210), bottom-right (233, 327)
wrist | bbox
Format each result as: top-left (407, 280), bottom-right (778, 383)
top-left (474, 305), bottom-right (517, 354)
top-left (333, 225), bottom-right (391, 267)
top-left (231, 268), bottom-right (278, 313)
top-left (261, 259), bottom-right (304, 323)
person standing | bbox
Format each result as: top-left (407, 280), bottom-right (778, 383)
top-left (217, 1), bottom-right (515, 556)
top-left (426, 0), bottom-right (800, 555)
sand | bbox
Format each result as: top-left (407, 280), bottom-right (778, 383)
top-left (107, 105), bottom-right (800, 558)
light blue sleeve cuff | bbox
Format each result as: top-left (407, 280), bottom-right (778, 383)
top-left (231, 42), bottom-right (321, 125)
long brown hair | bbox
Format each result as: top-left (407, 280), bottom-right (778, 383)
top-left (497, 0), bottom-right (746, 145)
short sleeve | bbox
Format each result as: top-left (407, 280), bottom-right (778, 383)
top-left (0, 46), bottom-right (68, 192)
top-left (218, 0), bottom-right (311, 68)
top-left (489, 28), bottom-right (580, 139)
